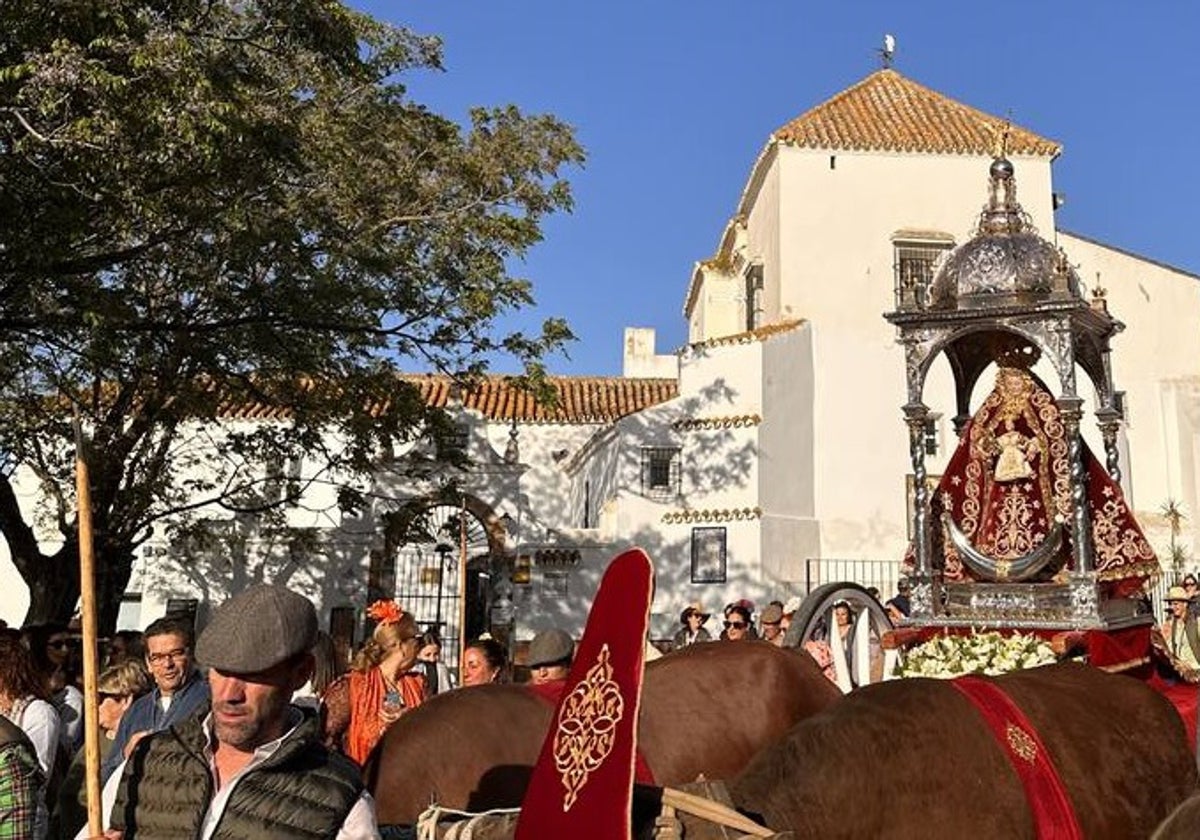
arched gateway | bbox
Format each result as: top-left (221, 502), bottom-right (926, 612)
top-left (370, 494), bottom-right (511, 670)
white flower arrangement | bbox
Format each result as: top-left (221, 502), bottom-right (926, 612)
top-left (897, 630), bottom-right (1058, 679)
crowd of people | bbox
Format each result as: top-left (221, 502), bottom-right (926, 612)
top-left (667, 584), bottom-right (912, 689)
top-left (0, 578), bottom-right (919, 837)
top-left (0, 587), bottom-right (559, 838)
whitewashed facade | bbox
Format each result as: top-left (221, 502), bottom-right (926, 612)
top-left (2, 69), bottom-right (1197, 648)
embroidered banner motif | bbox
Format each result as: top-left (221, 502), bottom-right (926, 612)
top-left (1006, 722), bottom-right (1038, 762)
top-left (553, 644), bottom-right (624, 811)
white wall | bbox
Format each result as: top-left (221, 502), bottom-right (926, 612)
top-left (1059, 232), bottom-right (1200, 557)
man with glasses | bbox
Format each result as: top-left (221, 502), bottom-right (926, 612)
top-left (101, 615), bottom-right (209, 782)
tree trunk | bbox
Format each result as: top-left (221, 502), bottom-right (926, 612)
top-left (20, 541), bottom-right (134, 635)
top-left (22, 545), bottom-right (80, 627)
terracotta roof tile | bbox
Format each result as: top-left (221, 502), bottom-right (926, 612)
top-left (403, 374), bottom-right (678, 424)
top-left (773, 70), bottom-right (1060, 157)
top-left (216, 374), bottom-right (677, 425)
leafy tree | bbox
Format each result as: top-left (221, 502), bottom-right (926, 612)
top-left (0, 0), bottom-right (582, 629)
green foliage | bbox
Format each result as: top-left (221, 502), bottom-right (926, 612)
top-left (0, 0), bottom-right (583, 624)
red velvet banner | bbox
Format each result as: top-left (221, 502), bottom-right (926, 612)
top-left (952, 675), bottom-right (1083, 840)
top-left (515, 548), bottom-right (654, 840)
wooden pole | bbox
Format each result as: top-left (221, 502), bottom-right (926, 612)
top-left (660, 786), bottom-right (774, 837)
top-left (458, 495), bottom-right (468, 675)
top-left (74, 417), bottom-right (104, 837)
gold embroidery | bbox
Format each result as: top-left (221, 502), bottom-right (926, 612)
top-left (1006, 722), bottom-right (1038, 762)
top-left (1091, 496), bottom-right (1157, 574)
top-left (985, 486), bottom-right (1039, 560)
top-left (552, 644), bottom-right (625, 811)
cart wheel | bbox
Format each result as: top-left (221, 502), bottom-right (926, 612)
top-left (783, 582), bottom-right (894, 687)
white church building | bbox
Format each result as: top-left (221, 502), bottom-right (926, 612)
top-left (2, 69), bottom-right (1197, 662)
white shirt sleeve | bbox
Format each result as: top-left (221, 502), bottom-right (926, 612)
top-left (17, 698), bottom-right (62, 778)
top-left (74, 756), bottom-right (125, 839)
top-left (59, 685), bottom-right (84, 750)
top-left (336, 790), bottom-right (382, 840)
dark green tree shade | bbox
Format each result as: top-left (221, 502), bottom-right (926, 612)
top-left (0, 1), bottom-right (583, 629)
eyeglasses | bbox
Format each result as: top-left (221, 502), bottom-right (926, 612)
top-left (723, 621), bottom-right (747, 629)
top-left (147, 648), bottom-right (188, 665)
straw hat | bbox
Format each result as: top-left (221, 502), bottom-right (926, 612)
top-left (680, 602), bottom-right (711, 624)
top-left (1165, 585), bottom-right (1193, 603)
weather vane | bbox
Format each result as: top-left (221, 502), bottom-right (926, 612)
top-left (879, 34), bottom-right (896, 68)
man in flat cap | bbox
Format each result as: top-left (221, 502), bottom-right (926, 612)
top-left (524, 628), bottom-right (574, 703)
top-left (759, 602), bottom-right (785, 647)
top-left (84, 584), bottom-right (378, 839)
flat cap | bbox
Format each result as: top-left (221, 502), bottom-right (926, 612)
top-left (527, 628), bottom-right (574, 668)
top-left (196, 584), bottom-right (317, 674)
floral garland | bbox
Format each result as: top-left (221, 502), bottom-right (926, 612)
top-left (366, 598), bottom-right (405, 626)
top-left (897, 630), bottom-right (1058, 679)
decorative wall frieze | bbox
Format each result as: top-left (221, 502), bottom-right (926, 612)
top-left (673, 414), bottom-right (761, 431)
top-left (662, 507), bottom-right (762, 524)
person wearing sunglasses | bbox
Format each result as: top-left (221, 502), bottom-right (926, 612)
top-left (721, 604), bottom-right (755, 641)
top-left (52, 659), bottom-right (150, 839)
top-left (21, 622), bottom-right (85, 754)
top-left (102, 615), bottom-right (210, 783)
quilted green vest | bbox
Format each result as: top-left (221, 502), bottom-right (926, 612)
top-left (111, 710), bottom-right (362, 839)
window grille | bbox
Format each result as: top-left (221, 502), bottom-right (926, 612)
top-left (435, 422), bottom-right (470, 461)
top-left (744, 264), bottom-right (764, 331)
top-left (894, 241), bottom-right (952, 309)
top-left (640, 447), bottom-right (681, 500)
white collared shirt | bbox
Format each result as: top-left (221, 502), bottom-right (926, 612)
top-left (82, 710), bottom-right (380, 840)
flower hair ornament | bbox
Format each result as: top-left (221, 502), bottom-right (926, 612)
top-left (366, 598), bottom-right (405, 626)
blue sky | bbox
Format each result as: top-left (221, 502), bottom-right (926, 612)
top-left (353, 1), bottom-right (1199, 376)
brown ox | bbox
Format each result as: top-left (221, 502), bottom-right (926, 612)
top-left (727, 662), bottom-right (1196, 839)
top-left (364, 640), bottom-right (839, 827)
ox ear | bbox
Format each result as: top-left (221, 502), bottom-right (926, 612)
top-left (515, 548), bottom-right (654, 840)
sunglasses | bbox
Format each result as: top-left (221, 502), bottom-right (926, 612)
top-left (723, 621), bottom-right (747, 629)
top-left (48, 640), bottom-right (72, 650)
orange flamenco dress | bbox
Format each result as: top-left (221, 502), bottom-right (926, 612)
top-left (335, 668), bottom-right (426, 765)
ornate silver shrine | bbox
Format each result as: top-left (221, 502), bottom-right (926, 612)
top-left (884, 157), bottom-right (1151, 631)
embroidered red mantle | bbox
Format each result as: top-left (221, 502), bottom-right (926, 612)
top-left (906, 366), bottom-right (1157, 587)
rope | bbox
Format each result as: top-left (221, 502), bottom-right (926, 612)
top-left (415, 803), bottom-right (522, 840)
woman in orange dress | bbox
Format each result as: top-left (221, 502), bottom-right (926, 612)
top-left (323, 599), bottom-right (425, 765)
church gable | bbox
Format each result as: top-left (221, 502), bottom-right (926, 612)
top-left (772, 69), bottom-right (1061, 157)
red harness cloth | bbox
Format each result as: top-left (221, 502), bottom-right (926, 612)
top-left (527, 681), bottom-right (656, 785)
top-left (951, 676), bottom-right (1083, 840)
top-left (516, 548), bottom-right (654, 840)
